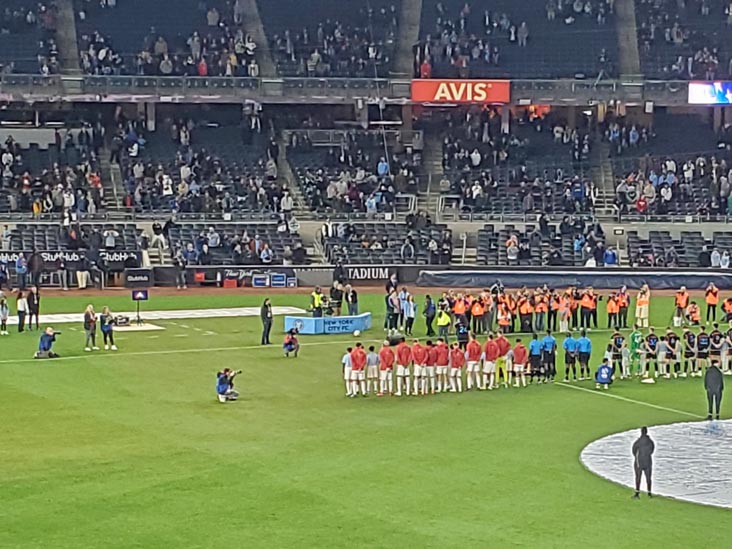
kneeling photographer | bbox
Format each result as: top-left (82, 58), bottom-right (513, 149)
top-left (34, 327), bottom-right (60, 359)
top-left (216, 368), bottom-right (241, 402)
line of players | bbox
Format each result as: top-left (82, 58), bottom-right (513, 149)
top-left (342, 321), bottom-right (732, 397)
top-left (341, 330), bottom-right (594, 397)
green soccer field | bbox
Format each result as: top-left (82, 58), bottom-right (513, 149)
top-left (0, 291), bottom-right (730, 548)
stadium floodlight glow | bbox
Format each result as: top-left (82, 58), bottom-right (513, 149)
top-left (688, 81), bottom-right (732, 105)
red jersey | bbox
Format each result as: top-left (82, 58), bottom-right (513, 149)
top-left (466, 340), bottom-right (482, 362)
top-left (450, 347), bottom-right (466, 368)
top-left (379, 346), bottom-right (395, 370)
top-left (426, 346), bottom-right (437, 366)
top-left (435, 343), bottom-right (450, 366)
top-left (396, 343), bottom-right (412, 366)
top-left (484, 339), bottom-right (499, 362)
top-left (350, 348), bottom-right (367, 371)
top-left (513, 343), bottom-right (528, 365)
top-left (412, 343), bottom-right (428, 365)
top-left (496, 336), bottom-right (510, 357)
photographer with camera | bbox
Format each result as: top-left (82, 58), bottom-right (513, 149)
top-left (216, 368), bottom-right (241, 402)
top-left (34, 327), bottom-right (60, 359)
top-left (100, 306), bottom-right (118, 351)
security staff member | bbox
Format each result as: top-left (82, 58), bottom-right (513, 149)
top-left (705, 362), bottom-right (724, 420)
top-left (260, 298), bottom-right (273, 345)
top-left (310, 286), bottom-right (324, 318)
top-left (632, 426), bottom-right (655, 499)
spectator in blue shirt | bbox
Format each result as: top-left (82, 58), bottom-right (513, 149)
top-left (34, 327), bottom-right (59, 359)
top-left (604, 247), bottom-right (618, 266)
top-left (216, 368), bottom-right (240, 402)
top-left (377, 157), bottom-right (389, 177)
top-left (595, 358), bottom-right (613, 390)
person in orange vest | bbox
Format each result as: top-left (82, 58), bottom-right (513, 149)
top-left (606, 293), bottom-right (619, 330)
top-left (580, 289), bottom-right (596, 330)
top-left (685, 301), bottom-right (701, 326)
top-left (518, 292), bottom-right (534, 333)
top-left (534, 290), bottom-right (549, 332)
top-left (705, 282), bottom-right (720, 323)
top-left (452, 294), bottom-right (468, 325)
top-left (470, 298), bottom-right (485, 335)
top-left (674, 286), bottom-right (690, 327)
top-left (506, 292), bottom-right (517, 333)
top-left (616, 285), bottom-right (630, 328)
top-left (635, 284), bottom-right (651, 329)
top-left (722, 297), bottom-right (732, 323)
top-left (497, 302), bottom-right (511, 333)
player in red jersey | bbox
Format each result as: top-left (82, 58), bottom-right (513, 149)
top-left (465, 334), bottom-right (483, 390)
top-left (349, 343), bottom-right (367, 397)
top-left (411, 339), bottom-right (429, 395)
top-left (449, 343), bottom-right (466, 393)
top-left (495, 330), bottom-right (512, 388)
top-left (483, 332), bottom-right (500, 390)
top-left (434, 338), bottom-right (450, 392)
top-left (424, 340), bottom-right (437, 394)
top-left (395, 339), bottom-right (412, 397)
top-left (378, 341), bottom-right (395, 396)
top-left (513, 338), bottom-right (528, 388)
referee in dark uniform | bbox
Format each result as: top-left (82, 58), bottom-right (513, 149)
top-left (705, 362), bottom-right (724, 420)
top-left (260, 298), bottom-right (273, 345)
top-left (632, 426), bottom-right (655, 499)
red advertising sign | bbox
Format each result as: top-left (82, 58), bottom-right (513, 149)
top-left (411, 79), bottom-right (511, 104)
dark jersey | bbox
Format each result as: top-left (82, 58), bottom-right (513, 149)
top-left (646, 334), bottom-right (659, 352)
top-left (726, 330), bottom-right (732, 354)
top-left (710, 330), bottom-right (723, 352)
top-left (611, 333), bottom-right (625, 352)
top-left (697, 333), bottom-right (711, 351)
top-left (683, 331), bottom-right (696, 350)
top-left (667, 332), bottom-right (679, 350)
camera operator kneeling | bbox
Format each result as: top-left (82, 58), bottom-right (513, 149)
top-left (216, 368), bottom-right (242, 402)
top-left (34, 327), bottom-right (60, 359)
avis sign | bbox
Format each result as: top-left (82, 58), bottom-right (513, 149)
top-left (411, 79), bottom-right (510, 103)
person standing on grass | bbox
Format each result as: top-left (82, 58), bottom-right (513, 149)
top-left (342, 347), bottom-right (353, 397)
top-left (632, 427), bottom-right (655, 499)
top-left (344, 285), bottom-right (358, 316)
top-left (449, 342), bottom-right (465, 393)
top-left (635, 285), bottom-right (650, 329)
top-left (483, 332), bottom-right (499, 390)
top-left (349, 343), bottom-right (367, 398)
top-left (366, 345), bottom-right (379, 395)
top-left (563, 331), bottom-right (578, 382)
top-left (27, 286), bottom-right (40, 331)
top-left (705, 282), bottom-right (719, 323)
top-left (377, 341), bottom-right (395, 396)
top-left (100, 306), bottom-right (118, 351)
top-left (423, 294), bottom-right (436, 337)
top-left (0, 296), bottom-right (9, 335)
top-left (404, 295), bottom-right (417, 336)
top-left (260, 298), bottom-right (272, 345)
top-left (705, 362), bottom-right (724, 420)
top-left (395, 338), bottom-right (412, 397)
top-left (16, 291), bottom-right (28, 333)
top-left (577, 329), bottom-right (592, 380)
top-left (83, 304), bottom-right (99, 351)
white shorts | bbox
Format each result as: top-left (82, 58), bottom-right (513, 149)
top-left (379, 369), bottom-right (392, 381)
top-left (413, 364), bottom-right (425, 377)
top-left (396, 364), bottom-right (410, 377)
top-left (514, 363), bottom-right (525, 374)
top-left (450, 367), bottom-right (462, 377)
top-left (436, 365), bottom-right (448, 375)
top-left (350, 370), bottom-right (364, 381)
top-left (367, 365), bottom-right (378, 379)
top-left (467, 361), bottom-right (480, 373)
top-left (343, 366), bottom-right (352, 381)
top-left (425, 366), bottom-right (436, 378)
top-left (483, 360), bottom-right (496, 374)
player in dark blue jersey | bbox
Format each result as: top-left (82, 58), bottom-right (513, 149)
top-left (610, 330), bottom-right (625, 377)
top-left (682, 327), bottom-right (696, 378)
top-left (696, 327), bottom-right (711, 374)
top-left (643, 328), bottom-right (659, 378)
top-left (709, 323), bottom-right (724, 366)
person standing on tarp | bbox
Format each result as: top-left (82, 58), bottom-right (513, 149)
top-left (705, 362), bottom-right (724, 420)
top-left (260, 298), bottom-right (273, 345)
top-left (632, 426), bottom-right (655, 499)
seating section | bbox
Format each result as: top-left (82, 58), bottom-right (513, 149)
top-left (417, 0), bottom-right (618, 78)
top-left (7, 223), bottom-right (138, 251)
top-left (636, 0), bottom-right (731, 79)
top-left (122, 124), bottom-right (275, 214)
top-left (0, 1), bottom-right (58, 74)
top-left (167, 222), bottom-right (306, 265)
top-left (261, 0), bottom-right (399, 77)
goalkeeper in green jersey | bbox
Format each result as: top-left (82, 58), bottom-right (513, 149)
top-left (629, 324), bottom-right (644, 376)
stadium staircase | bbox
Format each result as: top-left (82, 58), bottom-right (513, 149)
top-left (279, 138), bottom-right (313, 220)
top-left (588, 140), bottom-right (617, 215)
top-left (418, 130), bottom-right (444, 218)
top-left (100, 148), bottom-right (124, 211)
top-left (393, 0), bottom-right (423, 77)
top-left (615, 0), bottom-right (642, 78)
top-left (56, 0), bottom-right (81, 73)
top-left (238, 0), bottom-right (277, 77)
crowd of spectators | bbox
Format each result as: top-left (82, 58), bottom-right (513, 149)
top-left (636, 0), bottom-right (731, 79)
top-left (0, 1), bottom-right (59, 75)
top-left (614, 152), bottom-right (732, 216)
top-left (289, 130), bottom-right (420, 215)
top-left (269, 6), bottom-right (398, 77)
top-left (78, 1), bottom-right (260, 77)
top-left (1, 128), bottom-right (105, 216)
top-left (603, 118), bottom-right (654, 157)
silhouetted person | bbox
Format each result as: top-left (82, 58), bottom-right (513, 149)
top-left (632, 426), bottom-right (654, 499)
top-left (705, 363), bottom-right (724, 420)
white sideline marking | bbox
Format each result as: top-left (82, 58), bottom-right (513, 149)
top-left (557, 382), bottom-right (705, 419)
top-left (2, 307), bottom-right (305, 326)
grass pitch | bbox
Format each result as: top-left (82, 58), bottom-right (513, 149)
top-left (0, 291), bottom-right (730, 548)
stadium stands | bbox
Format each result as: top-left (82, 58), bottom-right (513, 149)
top-left (0, 0), bottom-right (58, 74)
top-left (261, 0), bottom-right (399, 77)
top-left (416, 0), bottom-right (618, 79)
top-left (6, 222), bottom-right (138, 251)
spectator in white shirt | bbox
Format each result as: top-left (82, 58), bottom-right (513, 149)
top-left (721, 250), bottom-right (730, 269)
top-left (711, 248), bottom-right (721, 267)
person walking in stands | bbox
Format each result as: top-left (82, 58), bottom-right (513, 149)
top-left (83, 304), bottom-right (99, 351)
top-left (260, 298), bottom-right (272, 345)
top-left (635, 284), bottom-right (651, 329)
top-left (16, 291), bottom-right (28, 332)
top-left (100, 306), bottom-right (118, 351)
top-left (423, 295), bottom-right (436, 337)
top-left (705, 282), bottom-right (720, 323)
top-left (27, 286), bottom-right (40, 331)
